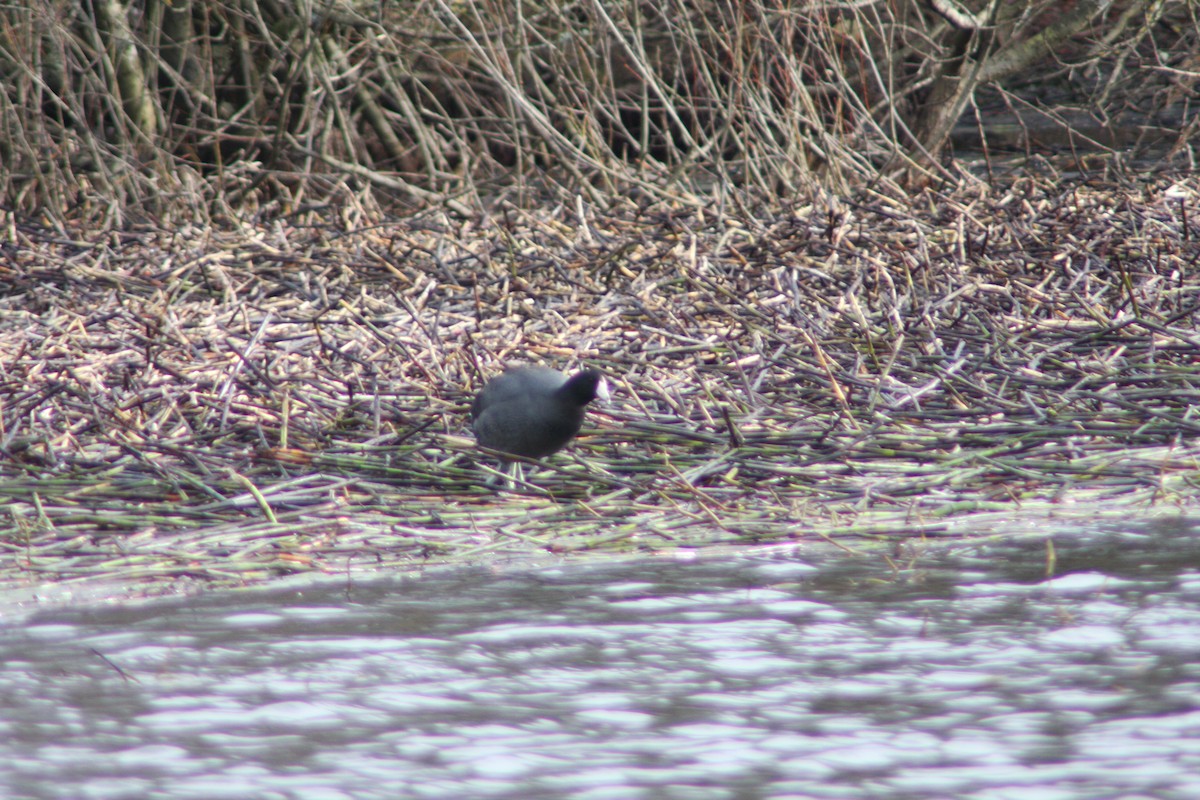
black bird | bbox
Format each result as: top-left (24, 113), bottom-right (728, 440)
top-left (471, 366), bottom-right (608, 482)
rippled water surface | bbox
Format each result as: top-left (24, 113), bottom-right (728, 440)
top-left (5, 519), bottom-right (1200, 799)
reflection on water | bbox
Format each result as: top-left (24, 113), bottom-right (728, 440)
top-left (4, 519), bottom-right (1200, 799)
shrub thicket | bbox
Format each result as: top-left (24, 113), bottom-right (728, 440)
top-left (0, 0), bottom-right (1194, 224)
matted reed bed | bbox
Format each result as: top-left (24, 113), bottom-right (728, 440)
top-left (3, 174), bottom-right (1200, 593)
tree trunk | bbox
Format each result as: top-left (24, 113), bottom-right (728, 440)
top-left (92, 0), bottom-right (159, 142)
top-left (907, 0), bottom-right (1127, 177)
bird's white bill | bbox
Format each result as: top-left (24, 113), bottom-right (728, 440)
top-left (596, 376), bottom-right (611, 402)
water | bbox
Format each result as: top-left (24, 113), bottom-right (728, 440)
top-left (3, 519), bottom-right (1200, 799)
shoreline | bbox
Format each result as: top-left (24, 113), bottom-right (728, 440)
top-left (3, 174), bottom-right (1199, 598)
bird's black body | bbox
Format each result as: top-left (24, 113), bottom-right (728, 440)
top-left (471, 366), bottom-right (607, 460)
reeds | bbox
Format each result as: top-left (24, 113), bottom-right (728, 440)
top-left (2, 175), bottom-right (1199, 590)
top-left (0, 1), bottom-right (1195, 223)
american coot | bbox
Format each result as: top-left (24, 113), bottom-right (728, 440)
top-left (471, 366), bottom-right (609, 480)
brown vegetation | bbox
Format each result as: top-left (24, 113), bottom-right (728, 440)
top-left (0, 0), bottom-right (1195, 221)
top-left (3, 174), bottom-right (1199, 591)
top-left (2, 2), bottom-right (1200, 593)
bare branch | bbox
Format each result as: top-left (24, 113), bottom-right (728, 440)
top-left (926, 0), bottom-right (986, 31)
